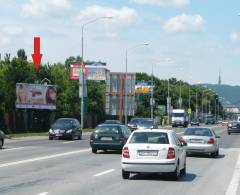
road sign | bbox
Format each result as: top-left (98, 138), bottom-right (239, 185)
top-left (188, 108), bottom-right (192, 115)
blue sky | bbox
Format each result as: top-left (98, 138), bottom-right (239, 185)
top-left (0, 0), bottom-right (240, 85)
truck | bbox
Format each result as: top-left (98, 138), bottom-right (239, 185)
top-left (171, 109), bottom-right (188, 128)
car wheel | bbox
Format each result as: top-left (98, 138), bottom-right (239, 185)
top-left (122, 169), bottom-right (130, 179)
top-left (180, 159), bottom-right (186, 176)
top-left (0, 139), bottom-right (3, 149)
top-left (49, 137), bottom-right (53, 140)
top-left (71, 134), bottom-right (75, 140)
top-left (170, 163), bottom-right (180, 180)
top-left (210, 152), bottom-right (217, 158)
top-left (215, 150), bottom-right (219, 157)
top-left (92, 148), bottom-right (97, 154)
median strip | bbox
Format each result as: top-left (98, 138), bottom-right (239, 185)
top-left (225, 153), bottom-right (240, 195)
top-left (0, 148), bottom-right (90, 168)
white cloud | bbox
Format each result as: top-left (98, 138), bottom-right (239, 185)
top-left (22, 0), bottom-right (71, 17)
top-left (0, 36), bottom-right (10, 46)
top-left (164, 14), bottom-right (206, 33)
top-left (0, 26), bottom-right (23, 35)
top-left (230, 32), bottom-right (239, 42)
top-left (0, 26), bottom-right (23, 46)
top-left (129, 0), bottom-right (190, 6)
top-left (75, 5), bottom-right (138, 28)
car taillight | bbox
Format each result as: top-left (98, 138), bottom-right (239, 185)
top-left (167, 147), bottom-right (175, 159)
top-left (122, 146), bottom-right (130, 159)
top-left (208, 138), bottom-right (215, 144)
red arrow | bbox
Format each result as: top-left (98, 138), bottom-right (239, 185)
top-left (31, 37), bottom-right (43, 71)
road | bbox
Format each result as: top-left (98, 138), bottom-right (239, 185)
top-left (0, 125), bottom-right (240, 195)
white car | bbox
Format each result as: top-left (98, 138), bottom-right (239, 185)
top-left (180, 127), bottom-right (220, 157)
top-left (121, 129), bottom-right (187, 180)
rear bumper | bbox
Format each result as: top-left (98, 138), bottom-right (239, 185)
top-left (186, 144), bottom-right (218, 153)
top-left (90, 141), bottom-right (124, 150)
top-left (122, 160), bottom-right (177, 173)
top-left (228, 128), bottom-right (240, 133)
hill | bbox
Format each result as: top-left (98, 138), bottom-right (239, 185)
top-left (204, 84), bottom-right (240, 108)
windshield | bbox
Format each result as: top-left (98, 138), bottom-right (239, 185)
top-left (52, 119), bottom-right (73, 129)
top-left (172, 113), bottom-right (184, 117)
top-left (130, 132), bottom-right (169, 144)
top-left (130, 118), bottom-right (141, 124)
top-left (139, 120), bottom-right (154, 127)
top-left (184, 128), bottom-right (213, 137)
top-left (94, 125), bottom-right (121, 134)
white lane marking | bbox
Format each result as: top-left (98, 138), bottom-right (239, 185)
top-left (62, 141), bottom-right (75, 144)
top-left (0, 148), bottom-right (90, 168)
top-left (37, 192), bottom-right (48, 195)
top-left (94, 169), bottom-right (115, 177)
top-left (3, 147), bottom-right (27, 151)
top-left (225, 153), bottom-right (240, 195)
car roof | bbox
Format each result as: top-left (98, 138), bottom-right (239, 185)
top-left (57, 118), bottom-right (76, 120)
top-left (97, 123), bottom-right (122, 127)
top-left (132, 129), bottom-right (173, 133)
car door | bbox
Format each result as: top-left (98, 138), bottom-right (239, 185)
top-left (172, 133), bottom-right (185, 169)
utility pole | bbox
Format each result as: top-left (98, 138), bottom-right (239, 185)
top-left (80, 17), bottom-right (112, 130)
top-left (196, 90), bottom-right (198, 119)
top-left (167, 79), bottom-right (171, 125)
top-left (179, 81), bottom-right (182, 108)
top-left (150, 64), bottom-right (154, 119)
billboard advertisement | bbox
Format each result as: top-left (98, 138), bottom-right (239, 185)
top-left (70, 64), bottom-right (108, 81)
top-left (70, 64), bottom-right (87, 80)
top-left (16, 83), bottom-right (57, 110)
top-left (135, 81), bottom-right (154, 94)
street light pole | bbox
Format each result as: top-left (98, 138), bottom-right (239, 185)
top-left (125, 49), bottom-right (128, 125)
top-left (179, 81), bottom-right (182, 108)
top-left (196, 90), bottom-right (198, 119)
top-left (80, 17), bottom-right (112, 130)
top-left (124, 43), bottom-right (149, 125)
top-left (150, 64), bottom-right (154, 119)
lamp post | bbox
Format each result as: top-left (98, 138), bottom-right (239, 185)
top-left (151, 63), bottom-right (154, 119)
top-left (80, 16), bottom-right (112, 130)
top-left (125, 43), bottom-right (149, 125)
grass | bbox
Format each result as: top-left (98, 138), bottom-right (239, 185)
top-left (6, 128), bottom-right (93, 139)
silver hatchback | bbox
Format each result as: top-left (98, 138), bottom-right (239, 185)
top-left (180, 127), bottom-right (220, 158)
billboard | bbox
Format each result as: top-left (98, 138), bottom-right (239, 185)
top-left (70, 64), bottom-right (108, 81)
top-left (105, 72), bottom-right (136, 119)
top-left (135, 81), bottom-right (154, 94)
top-left (70, 64), bottom-right (87, 80)
top-left (16, 83), bottom-right (57, 110)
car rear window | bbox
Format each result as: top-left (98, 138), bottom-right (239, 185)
top-left (129, 132), bottom-right (169, 144)
top-left (94, 126), bottom-right (121, 134)
top-left (184, 128), bottom-right (213, 137)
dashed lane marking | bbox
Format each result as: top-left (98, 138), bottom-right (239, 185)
top-left (0, 148), bottom-right (91, 168)
top-left (94, 169), bottom-right (115, 177)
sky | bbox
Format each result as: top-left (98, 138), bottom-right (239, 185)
top-left (0, 0), bottom-right (240, 85)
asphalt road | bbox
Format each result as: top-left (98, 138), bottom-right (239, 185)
top-left (0, 125), bottom-right (240, 195)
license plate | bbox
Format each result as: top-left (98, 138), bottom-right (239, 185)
top-left (190, 139), bottom-right (203, 143)
top-left (138, 150), bottom-right (158, 156)
top-left (232, 127), bottom-right (237, 129)
top-left (101, 137), bottom-right (112, 141)
top-left (56, 134), bottom-right (62, 137)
